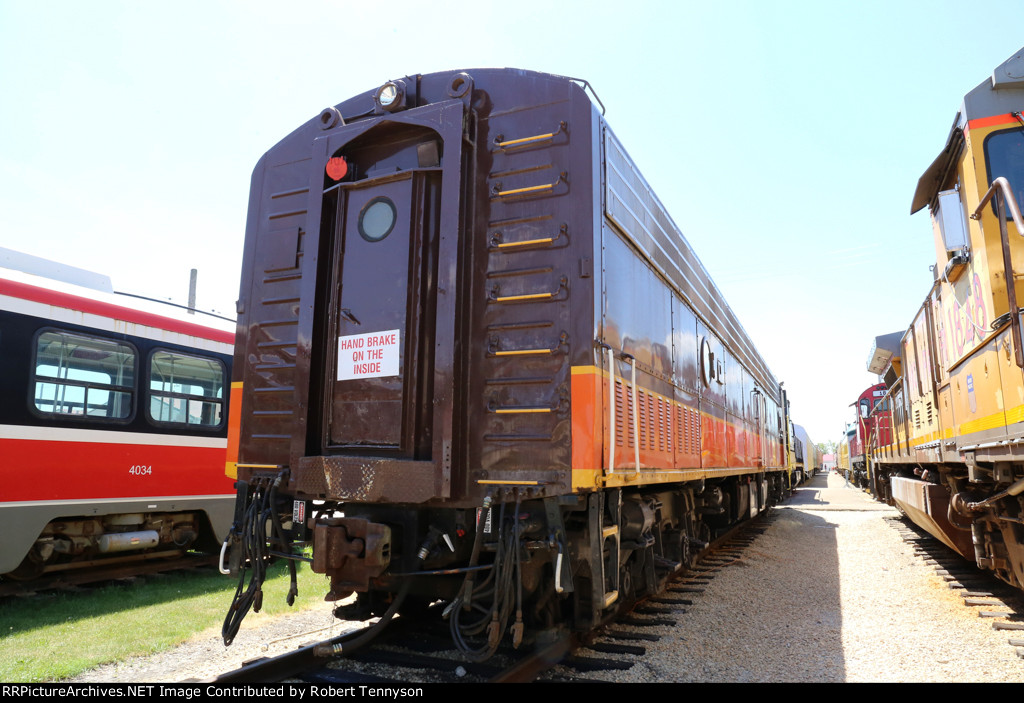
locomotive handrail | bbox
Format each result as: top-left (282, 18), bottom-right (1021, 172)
top-left (492, 404), bottom-right (555, 414)
top-left (492, 348), bottom-right (555, 356)
top-left (600, 346), bottom-right (643, 478)
top-left (973, 177), bottom-right (1024, 368)
top-left (566, 77), bottom-right (606, 115)
top-left (607, 346), bottom-right (616, 475)
top-left (488, 331), bottom-right (569, 357)
top-left (626, 354), bottom-right (640, 481)
top-left (973, 176), bottom-right (1024, 235)
top-left (490, 223), bottom-right (568, 250)
top-left (219, 538), bottom-right (230, 575)
top-left (489, 276), bottom-right (568, 303)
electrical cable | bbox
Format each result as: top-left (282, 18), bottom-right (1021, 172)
top-left (221, 472), bottom-right (291, 646)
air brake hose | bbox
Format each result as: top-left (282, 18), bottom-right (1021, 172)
top-left (450, 497), bottom-right (520, 661)
top-left (313, 580), bottom-right (412, 658)
top-left (266, 474), bottom-right (298, 606)
top-left (455, 493), bottom-right (492, 612)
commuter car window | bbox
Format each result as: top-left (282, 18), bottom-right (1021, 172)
top-left (148, 350), bottom-right (225, 427)
top-left (33, 330), bottom-right (135, 419)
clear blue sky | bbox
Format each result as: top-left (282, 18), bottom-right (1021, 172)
top-left (1, 0), bottom-right (1021, 446)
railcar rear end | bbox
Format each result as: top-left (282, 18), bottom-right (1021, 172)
top-left (224, 69), bottom-right (791, 656)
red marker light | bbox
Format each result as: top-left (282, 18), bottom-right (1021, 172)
top-left (326, 156), bottom-right (348, 181)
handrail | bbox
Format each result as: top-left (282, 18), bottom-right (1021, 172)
top-left (602, 347), bottom-right (641, 478)
top-left (972, 177), bottom-right (1024, 368)
top-left (607, 346), bottom-right (616, 475)
top-left (627, 355), bottom-right (640, 481)
top-left (973, 176), bottom-right (1024, 235)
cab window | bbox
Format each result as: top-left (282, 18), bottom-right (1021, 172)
top-left (984, 128), bottom-right (1024, 216)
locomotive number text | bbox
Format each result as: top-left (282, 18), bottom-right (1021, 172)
top-left (945, 272), bottom-right (989, 358)
top-left (129, 465), bottom-right (153, 476)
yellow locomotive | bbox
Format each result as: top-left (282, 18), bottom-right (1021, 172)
top-left (871, 46), bottom-right (1024, 589)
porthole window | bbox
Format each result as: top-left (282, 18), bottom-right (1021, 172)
top-left (358, 197), bottom-right (397, 242)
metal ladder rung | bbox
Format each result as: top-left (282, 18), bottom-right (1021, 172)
top-left (493, 348), bottom-right (553, 356)
top-left (495, 131), bottom-right (558, 148)
top-left (494, 292), bottom-right (554, 302)
top-left (494, 182), bottom-right (556, 197)
top-left (496, 237), bottom-right (555, 249)
top-left (494, 407), bottom-right (553, 414)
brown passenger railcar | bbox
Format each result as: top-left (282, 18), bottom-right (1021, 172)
top-left (223, 69), bottom-right (792, 658)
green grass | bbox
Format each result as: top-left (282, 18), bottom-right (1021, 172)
top-left (0, 560), bottom-right (329, 682)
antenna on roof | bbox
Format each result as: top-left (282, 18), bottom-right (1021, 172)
top-left (188, 269), bottom-right (197, 315)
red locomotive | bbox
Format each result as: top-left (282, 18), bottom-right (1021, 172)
top-left (847, 382), bottom-right (892, 489)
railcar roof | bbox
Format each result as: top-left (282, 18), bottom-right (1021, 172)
top-left (0, 246), bottom-right (113, 293)
top-left (0, 252), bottom-right (235, 338)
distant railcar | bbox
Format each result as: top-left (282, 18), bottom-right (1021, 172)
top-left (0, 249), bottom-right (235, 581)
top-left (792, 423), bottom-right (819, 483)
top-left (848, 383), bottom-right (890, 488)
top-left (837, 432), bottom-right (851, 479)
top-left (222, 69), bottom-right (794, 657)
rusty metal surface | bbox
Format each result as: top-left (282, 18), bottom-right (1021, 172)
top-left (311, 516), bottom-right (391, 595)
top-left (297, 455), bottom-right (438, 503)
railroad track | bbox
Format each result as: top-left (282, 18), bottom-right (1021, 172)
top-left (0, 554), bottom-right (219, 598)
top-left (205, 510), bottom-right (776, 684)
top-left (537, 513), bottom-right (774, 682)
top-left (884, 516), bottom-right (1024, 661)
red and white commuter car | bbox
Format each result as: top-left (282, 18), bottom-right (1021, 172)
top-left (0, 248), bottom-right (235, 580)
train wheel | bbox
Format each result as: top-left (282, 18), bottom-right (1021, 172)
top-left (4, 553), bottom-right (46, 581)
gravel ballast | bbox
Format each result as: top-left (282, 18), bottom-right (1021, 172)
top-left (69, 472), bottom-right (1024, 683)
top-left (573, 471), bottom-right (1024, 683)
